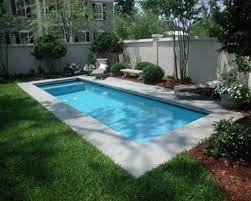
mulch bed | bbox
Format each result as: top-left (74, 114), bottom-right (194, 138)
top-left (188, 145), bottom-right (251, 201)
top-left (188, 114), bottom-right (251, 201)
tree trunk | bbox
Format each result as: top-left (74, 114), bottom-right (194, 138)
top-left (0, 37), bottom-right (9, 77)
top-left (172, 34), bottom-right (178, 79)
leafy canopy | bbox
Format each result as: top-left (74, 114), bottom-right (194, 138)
top-left (116, 0), bottom-right (135, 15)
top-left (32, 0), bottom-right (94, 41)
top-left (90, 32), bottom-right (124, 55)
top-left (0, 2), bottom-right (21, 76)
top-left (210, 0), bottom-right (251, 56)
top-left (141, 0), bottom-right (205, 82)
top-left (32, 35), bottom-right (67, 60)
top-left (113, 11), bottom-right (167, 40)
top-left (142, 0), bottom-right (204, 29)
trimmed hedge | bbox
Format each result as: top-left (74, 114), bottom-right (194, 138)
top-left (143, 64), bottom-right (164, 84)
top-left (111, 62), bottom-right (129, 76)
top-left (136, 61), bottom-right (153, 70)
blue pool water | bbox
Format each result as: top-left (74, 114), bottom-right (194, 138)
top-left (39, 80), bottom-right (208, 143)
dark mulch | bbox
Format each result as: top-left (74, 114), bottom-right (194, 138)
top-left (188, 113), bottom-right (251, 201)
top-left (188, 145), bottom-right (251, 201)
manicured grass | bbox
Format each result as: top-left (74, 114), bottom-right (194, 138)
top-left (0, 83), bottom-right (227, 201)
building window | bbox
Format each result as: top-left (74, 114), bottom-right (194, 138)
top-left (15, 0), bottom-right (35, 18)
top-left (94, 3), bottom-right (103, 20)
top-left (17, 31), bottom-right (33, 44)
top-left (75, 31), bottom-right (90, 42)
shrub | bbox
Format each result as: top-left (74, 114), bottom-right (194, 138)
top-left (32, 34), bottom-right (67, 73)
top-left (111, 62), bottom-right (129, 76)
top-left (90, 32), bottom-right (124, 55)
top-left (64, 63), bottom-right (79, 75)
top-left (136, 61), bottom-right (153, 70)
top-left (143, 64), bottom-right (164, 84)
top-left (206, 119), bottom-right (250, 161)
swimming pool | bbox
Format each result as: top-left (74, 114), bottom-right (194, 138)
top-left (39, 80), bottom-right (208, 143)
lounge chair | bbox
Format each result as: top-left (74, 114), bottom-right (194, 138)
top-left (91, 63), bottom-right (109, 79)
top-left (120, 69), bottom-right (143, 80)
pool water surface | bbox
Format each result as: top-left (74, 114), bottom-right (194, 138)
top-left (39, 80), bottom-right (208, 143)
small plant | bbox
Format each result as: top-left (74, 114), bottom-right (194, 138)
top-left (215, 74), bottom-right (250, 100)
top-left (32, 34), bottom-right (67, 73)
top-left (64, 63), bottom-right (79, 75)
top-left (142, 64), bottom-right (164, 84)
top-left (206, 118), bottom-right (250, 161)
top-left (136, 61), bottom-right (153, 71)
top-left (111, 62), bottom-right (129, 77)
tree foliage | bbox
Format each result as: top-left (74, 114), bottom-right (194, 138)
top-left (141, 0), bottom-right (205, 82)
top-left (90, 32), bottom-right (124, 55)
top-left (210, 0), bottom-right (251, 57)
top-left (90, 32), bottom-right (124, 64)
top-left (33, 0), bottom-right (95, 42)
top-left (0, 2), bottom-right (20, 76)
top-left (113, 11), bottom-right (167, 40)
top-left (32, 34), bottom-right (67, 73)
top-left (191, 17), bottom-right (213, 36)
top-left (116, 0), bottom-right (135, 15)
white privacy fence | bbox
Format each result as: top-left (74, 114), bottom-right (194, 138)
top-left (8, 42), bottom-right (91, 74)
top-left (123, 37), bottom-right (234, 84)
top-left (7, 37), bottom-right (251, 87)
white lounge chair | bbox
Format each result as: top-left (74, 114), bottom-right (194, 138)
top-left (91, 63), bottom-right (109, 79)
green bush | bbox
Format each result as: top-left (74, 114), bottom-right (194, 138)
top-left (32, 34), bottom-right (67, 73)
top-left (136, 61), bottom-right (153, 70)
top-left (111, 62), bottom-right (129, 76)
top-left (143, 64), bottom-right (164, 84)
top-left (90, 32), bottom-right (124, 55)
top-left (206, 119), bottom-right (250, 161)
top-left (32, 34), bottom-right (67, 60)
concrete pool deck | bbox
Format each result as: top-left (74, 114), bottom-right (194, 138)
top-left (18, 76), bottom-right (243, 177)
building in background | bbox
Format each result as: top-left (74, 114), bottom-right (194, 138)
top-left (3, 0), bottom-right (114, 44)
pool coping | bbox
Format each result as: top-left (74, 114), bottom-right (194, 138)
top-left (18, 76), bottom-right (243, 177)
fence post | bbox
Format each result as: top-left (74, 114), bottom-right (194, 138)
top-left (152, 34), bottom-right (164, 65)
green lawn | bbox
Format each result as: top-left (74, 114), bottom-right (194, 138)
top-left (0, 83), bottom-right (227, 201)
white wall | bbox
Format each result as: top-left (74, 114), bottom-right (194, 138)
top-left (123, 37), bottom-right (233, 84)
top-left (7, 38), bottom-right (251, 87)
top-left (8, 43), bottom-right (91, 74)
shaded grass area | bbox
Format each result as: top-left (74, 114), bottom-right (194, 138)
top-left (0, 83), bottom-right (227, 201)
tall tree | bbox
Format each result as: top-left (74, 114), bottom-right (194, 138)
top-left (141, 0), bottom-right (205, 82)
top-left (191, 0), bottom-right (221, 36)
top-left (32, 0), bottom-right (94, 42)
top-left (116, 0), bottom-right (135, 15)
top-left (113, 11), bottom-right (167, 39)
top-left (210, 0), bottom-right (251, 57)
top-left (0, 2), bottom-right (20, 76)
